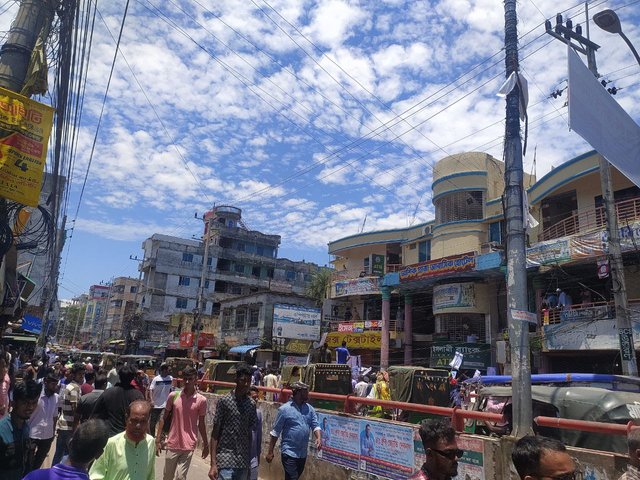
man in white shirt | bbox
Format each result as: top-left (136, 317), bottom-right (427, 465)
top-left (28, 370), bottom-right (59, 470)
top-left (263, 369), bottom-right (278, 402)
top-left (149, 363), bottom-right (173, 437)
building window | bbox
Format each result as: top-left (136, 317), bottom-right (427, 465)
top-left (235, 264), bottom-right (245, 274)
top-left (489, 221), bottom-right (504, 244)
top-left (257, 245), bottom-right (264, 256)
top-left (418, 240), bottom-right (431, 262)
top-left (252, 266), bottom-right (261, 277)
top-left (235, 309), bottom-right (246, 329)
top-left (231, 284), bottom-right (242, 295)
top-left (178, 276), bottom-right (191, 286)
top-left (175, 297), bottom-right (188, 309)
top-left (182, 252), bottom-right (194, 262)
top-left (435, 190), bottom-right (484, 224)
top-left (286, 270), bottom-right (295, 281)
top-left (248, 308), bottom-right (259, 328)
top-left (222, 310), bottom-right (232, 330)
top-left (130, 286), bottom-right (137, 293)
top-left (207, 256), bottom-right (213, 266)
top-left (204, 280), bottom-right (210, 289)
top-left (110, 299), bottom-right (123, 308)
top-left (237, 242), bottom-right (245, 252)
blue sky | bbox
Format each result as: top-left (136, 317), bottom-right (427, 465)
top-left (3, 0), bottom-right (640, 299)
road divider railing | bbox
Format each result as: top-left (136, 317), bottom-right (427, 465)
top-left (535, 415), bottom-right (639, 436)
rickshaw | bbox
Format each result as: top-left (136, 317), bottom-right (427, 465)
top-left (467, 385), bottom-right (640, 453)
top-left (99, 352), bottom-right (118, 371)
top-left (301, 363), bottom-right (352, 411)
top-left (201, 360), bottom-right (240, 393)
top-left (387, 366), bottom-right (451, 423)
top-left (165, 357), bottom-right (195, 378)
top-left (119, 354), bottom-right (156, 377)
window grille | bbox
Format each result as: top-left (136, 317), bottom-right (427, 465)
top-left (435, 191), bottom-right (484, 224)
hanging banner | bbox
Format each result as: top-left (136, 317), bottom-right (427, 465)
top-left (179, 332), bottom-right (194, 347)
top-left (272, 304), bottom-right (321, 341)
top-left (430, 343), bottom-right (491, 370)
top-left (334, 277), bottom-right (380, 297)
top-left (325, 332), bottom-right (381, 350)
top-left (433, 283), bottom-right (476, 313)
top-left (597, 256), bottom-right (610, 279)
top-left (526, 238), bottom-right (570, 266)
top-left (399, 253), bottom-right (475, 283)
top-left (0, 87), bottom-right (55, 206)
top-left (371, 254), bottom-right (385, 276)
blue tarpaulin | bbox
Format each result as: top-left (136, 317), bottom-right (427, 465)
top-left (228, 344), bottom-right (260, 354)
top-left (22, 315), bottom-right (42, 334)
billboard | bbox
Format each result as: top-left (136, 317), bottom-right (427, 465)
top-left (272, 304), bottom-right (321, 341)
top-left (399, 253), bottom-right (475, 283)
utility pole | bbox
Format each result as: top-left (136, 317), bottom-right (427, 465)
top-left (126, 255), bottom-right (145, 354)
top-left (545, 10), bottom-right (638, 376)
top-left (503, 0), bottom-right (532, 437)
top-left (193, 214), bottom-right (213, 360)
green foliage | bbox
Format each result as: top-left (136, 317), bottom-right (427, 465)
top-left (305, 268), bottom-right (332, 306)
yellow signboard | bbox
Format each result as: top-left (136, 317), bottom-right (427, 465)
top-left (0, 87), bottom-right (54, 206)
top-left (326, 332), bottom-right (382, 350)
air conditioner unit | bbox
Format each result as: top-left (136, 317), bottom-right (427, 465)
top-left (424, 225), bottom-right (433, 235)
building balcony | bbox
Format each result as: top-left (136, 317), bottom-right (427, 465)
top-left (539, 196), bottom-right (640, 241)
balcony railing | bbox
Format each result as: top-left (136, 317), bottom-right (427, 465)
top-left (540, 197), bottom-right (640, 241)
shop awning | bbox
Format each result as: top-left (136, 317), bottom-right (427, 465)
top-left (228, 344), bottom-right (260, 354)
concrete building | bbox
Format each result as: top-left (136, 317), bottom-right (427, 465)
top-left (104, 276), bottom-right (141, 341)
top-left (79, 285), bottom-right (110, 343)
top-left (140, 206), bottom-right (322, 348)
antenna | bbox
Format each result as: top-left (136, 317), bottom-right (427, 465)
top-left (359, 214), bottom-right (367, 233)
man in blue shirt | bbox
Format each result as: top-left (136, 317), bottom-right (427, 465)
top-left (265, 381), bottom-right (322, 480)
top-left (336, 341), bottom-right (350, 364)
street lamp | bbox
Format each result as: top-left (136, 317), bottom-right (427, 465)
top-left (594, 9), bottom-right (640, 66)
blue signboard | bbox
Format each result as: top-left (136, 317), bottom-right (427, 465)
top-left (22, 315), bottom-right (42, 334)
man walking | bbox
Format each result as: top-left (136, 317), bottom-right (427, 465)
top-left (157, 366), bottom-right (208, 480)
top-left (511, 435), bottom-right (577, 480)
top-left (208, 363), bottom-right (256, 480)
top-left (76, 371), bottom-right (107, 424)
top-left (29, 370), bottom-right (59, 470)
top-left (409, 418), bottom-right (462, 480)
top-left (620, 428), bottom-right (640, 479)
top-left (263, 368), bottom-right (278, 401)
top-left (149, 363), bottom-right (173, 437)
top-left (52, 362), bottom-right (85, 465)
top-left (24, 420), bottom-right (110, 480)
top-left (91, 365), bottom-right (144, 436)
top-left (89, 400), bottom-right (155, 480)
top-left (265, 381), bottom-right (322, 480)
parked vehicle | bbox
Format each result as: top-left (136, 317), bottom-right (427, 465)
top-left (99, 352), bottom-right (119, 371)
top-left (165, 356), bottom-right (195, 378)
top-left (466, 385), bottom-right (640, 453)
top-left (201, 360), bottom-right (240, 393)
top-left (388, 366), bottom-right (451, 423)
top-left (120, 354), bottom-right (157, 377)
top-left (301, 363), bottom-right (352, 411)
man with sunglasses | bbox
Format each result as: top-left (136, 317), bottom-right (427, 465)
top-left (410, 418), bottom-right (463, 480)
top-left (512, 435), bottom-right (581, 480)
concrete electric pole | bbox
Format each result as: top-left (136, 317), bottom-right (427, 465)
top-left (192, 214), bottom-right (213, 359)
top-left (545, 10), bottom-right (638, 376)
top-left (503, 0), bottom-right (533, 438)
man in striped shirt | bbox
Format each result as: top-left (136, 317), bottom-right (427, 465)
top-left (52, 362), bottom-right (84, 465)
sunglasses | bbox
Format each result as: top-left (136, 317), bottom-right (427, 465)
top-left (429, 448), bottom-right (464, 460)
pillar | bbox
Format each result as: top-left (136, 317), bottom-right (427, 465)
top-left (404, 293), bottom-right (413, 365)
top-left (381, 286), bottom-right (391, 369)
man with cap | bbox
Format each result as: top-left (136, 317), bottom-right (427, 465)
top-left (265, 381), bottom-right (322, 480)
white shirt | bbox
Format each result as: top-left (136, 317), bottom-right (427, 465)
top-left (28, 391), bottom-right (59, 439)
top-left (355, 381), bottom-right (368, 397)
top-left (149, 374), bottom-right (173, 408)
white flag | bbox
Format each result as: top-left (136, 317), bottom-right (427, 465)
top-left (568, 47), bottom-right (640, 187)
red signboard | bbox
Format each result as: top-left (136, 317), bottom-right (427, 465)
top-left (179, 332), bottom-right (193, 347)
top-left (399, 252), bottom-right (476, 283)
top-left (198, 333), bottom-right (215, 348)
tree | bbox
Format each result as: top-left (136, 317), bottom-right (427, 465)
top-left (305, 268), bottom-right (332, 307)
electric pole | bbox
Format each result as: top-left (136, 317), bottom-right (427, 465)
top-left (545, 10), bottom-right (638, 376)
top-left (503, 0), bottom-right (532, 437)
top-left (193, 214), bottom-right (213, 360)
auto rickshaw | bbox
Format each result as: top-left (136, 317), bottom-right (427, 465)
top-left (119, 354), bottom-right (156, 377)
top-left (301, 363), bottom-right (352, 411)
top-left (467, 385), bottom-right (640, 453)
top-left (99, 352), bottom-right (118, 371)
top-left (387, 366), bottom-right (451, 423)
top-left (165, 357), bottom-right (195, 378)
top-left (202, 360), bottom-right (240, 393)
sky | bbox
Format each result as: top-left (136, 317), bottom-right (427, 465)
top-left (2, 0), bottom-right (640, 300)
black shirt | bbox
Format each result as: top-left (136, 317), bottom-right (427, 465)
top-left (91, 384), bottom-right (143, 435)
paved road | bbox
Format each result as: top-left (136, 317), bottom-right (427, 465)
top-left (154, 450), bottom-right (211, 480)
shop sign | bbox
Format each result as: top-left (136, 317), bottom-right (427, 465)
top-left (559, 305), bottom-right (611, 322)
top-left (433, 283), bottom-right (475, 313)
top-left (371, 254), bottom-right (385, 276)
top-left (281, 355), bottom-right (308, 366)
top-left (619, 328), bottom-right (635, 361)
top-left (334, 277), bottom-right (380, 297)
top-left (526, 238), bottom-right (570, 266)
top-left (597, 257), bottom-right (610, 279)
top-left (543, 320), bottom-right (640, 351)
top-left (179, 332), bottom-right (193, 347)
top-left (274, 338), bottom-right (313, 354)
top-left (197, 333), bottom-right (215, 348)
top-left (399, 253), bottom-right (475, 283)
top-left (429, 343), bottom-right (491, 370)
top-left (326, 332), bottom-right (381, 350)
top-left (272, 304), bottom-right (321, 341)
top-left (0, 87), bottom-right (55, 206)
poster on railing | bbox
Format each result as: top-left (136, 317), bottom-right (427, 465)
top-left (358, 420), bottom-right (415, 479)
top-left (317, 413), bottom-right (360, 469)
top-left (456, 436), bottom-right (485, 480)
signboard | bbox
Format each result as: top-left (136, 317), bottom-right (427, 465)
top-left (433, 283), bottom-right (475, 313)
top-left (334, 277), bottom-right (380, 297)
top-left (511, 309), bottom-right (537, 324)
top-left (317, 413), bottom-right (415, 480)
top-left (21, 315), bottom-right (42, 334)
top-left (0, 87), bottom-right (55, 206)
top-left (338, 321), bottom-right (380, 332)
top-left (526, 238), bottom-right (570, 267)
top-left (326, 332), bottom-right (382, 350)
top-left (197, 333), bottom-right (215, 348)
top-left (281, 355), bottom-right (308, 366)
top-left (456, 436), bottom-right (485, 479)
top-left (179, 332), bottom-right (193, 347)
top-left (429, 343), bottom-right (491, 370)
top-left (619, 328), bottom-right (635, 361)
top-left (371, 254), bottom-right (385, 276)
top-left (400, 253), bottom-right (475, 283)
top-left (272, 304), bottom-right (321, 341)
top-left (543, 320), bottom-right (640, 351)
top-left (559, 305), bottom-right (611, 322)
top-left (274, 338), bottom-right (313, 354)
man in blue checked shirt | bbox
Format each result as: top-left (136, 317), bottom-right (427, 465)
top-left (265, 381), bottom-right (322, 480)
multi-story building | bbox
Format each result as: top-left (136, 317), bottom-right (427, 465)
top-left (79, 285), bottom-right (111, 343)
top-left (141, 206), bottom-right (322, 348)
top-left (104, 276), bottom-right (141, 341)
top-left (327, 150), bottom-right (640, 374)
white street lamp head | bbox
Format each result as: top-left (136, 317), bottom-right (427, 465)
top-left (593, 9), bottom-right (622, 34)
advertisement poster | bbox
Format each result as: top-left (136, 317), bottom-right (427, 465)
top-left (433, 283), bottom-right (476, 313)
top-left (526, 238), bottom-right (570, 266)
top-left (334, 277), bottom-right (380, 297)
top-left (430, 343), bottom-right (491, 370)
top-left (0, 87), bottom-right (55, 206)
top-left (272, 304), bottom-right (321, 341)
top-left (371, 254), bottom-right (385, 275)
top-left (400, 253), bottom-right (475, 283)
top-left (317, 413), bottom-right (360, 469)
top-left (359, 421), bottom-right (415, 479)
top-left (456, 436), bottom-right (485, 480)
top-left (325, 332), bottom-right (382, 350)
